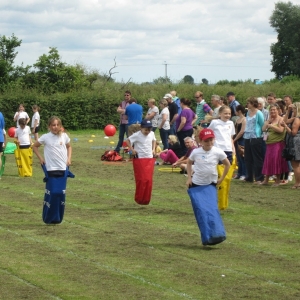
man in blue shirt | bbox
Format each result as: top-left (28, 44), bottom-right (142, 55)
top-left (226, 91), bottom-right (240, 121)
top-left (125, 99), bottom-right (143, 136)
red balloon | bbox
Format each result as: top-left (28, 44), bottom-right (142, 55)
top-left (8, 127), bottom-right (16, 138)
top-left (104, 124), bottom-right (116, 137)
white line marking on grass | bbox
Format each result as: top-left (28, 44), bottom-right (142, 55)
top-left (0, 226), bottom-right (197, 300)
top-left (0, 268), bottom-right (63, 300)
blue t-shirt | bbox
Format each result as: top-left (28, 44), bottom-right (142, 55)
top-left (125, 103), bottom-right (143, 125)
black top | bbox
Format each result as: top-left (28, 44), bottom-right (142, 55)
top-left (168, 101), bottom-right (178, 122)
top-left (170, 142), bottom-right (184, 158)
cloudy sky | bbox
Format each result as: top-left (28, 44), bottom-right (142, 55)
top-left (1, 0), bottom-right (299, 84)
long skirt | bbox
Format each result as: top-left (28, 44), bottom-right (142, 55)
top-left (262, 141), bottom-right (289, 175)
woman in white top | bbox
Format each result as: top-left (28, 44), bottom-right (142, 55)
top-left (157, 99), bottom-right (170, 150)
top-left (145, 98), bottom-right (159, 132)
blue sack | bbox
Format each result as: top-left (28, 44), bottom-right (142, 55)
top-left (41, 164), bottom-right (75, 224)
top-left (187, 185), bottom-right (226, 246)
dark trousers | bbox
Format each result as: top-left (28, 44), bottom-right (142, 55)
top-left (115, 124), bottom-right (128, 152)
top-left (244, 138), bottom-right (264, 182)
top-left (177, 129), bottom-right (193, 155)
top-left (159, 128), bottom-right (170, 150)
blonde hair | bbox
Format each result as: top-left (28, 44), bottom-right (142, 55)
top-left (159, 99), bottom-right (168, 107)
top-left (168, 135), bottom-right (178, 144)
top-left (294, 102), bottom-right (300, 117)
top-left (148, 98), bottom-right (156, 105)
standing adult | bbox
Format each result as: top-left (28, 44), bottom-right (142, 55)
top-left (115, 91), bottom-right (131, 153)
top-left (282, 102), bottom-right (300, 189)
top-left (13, 104), bottom-right (30, 128)
top-left (176, 98), bottom-right (197, 154)
top-left (145, 98), bottom-right (159, 132)
top-left (211, 95), bottom-right (222, 118)
top-left (125, 98), bottom-right (143, 136)
top-left (157, 99), bottom-right (170, 150)
top-left (233, 105), bottom-right (247, 180)
top-left (164, 93), bottom-right (178, 135)
top-left (194, 91), bottom-right (213, 126)
top-left (243, 97), bottom-right (265, 183)
top-left (0, 110), bottom-right (5, 173)
top-left (226, 92), bottom-right (240, 121)
top-left (266, 92), bottom-right (277, 109)
top-left (260, 104), bottom-right (288, 186)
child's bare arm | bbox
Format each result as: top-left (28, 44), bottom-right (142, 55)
top-left (33, 141), bottom-right (45, 165)
top-left (217, 158), bottom-right (230, 185)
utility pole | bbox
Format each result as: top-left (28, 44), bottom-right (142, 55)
top-left (164, 61), bottom-right (167, 79)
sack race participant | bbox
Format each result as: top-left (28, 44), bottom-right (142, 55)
top-left (14, 118), bottom-right (33, 177)
top-left (41, 164), bottom-right (74, 224)
top-left (14, 147), bottom-right (33, 177)
top-left (217, 156), bottom-right (237, 210)
top-left (126, 119), bottom-right (156, 205)
top-left (33, 116), bottom-right (72, 224)
top-left (186, 128), bottom-right (230, 245)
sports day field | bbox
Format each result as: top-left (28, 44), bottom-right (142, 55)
top-left (1, 131), bottom-right (300, 300)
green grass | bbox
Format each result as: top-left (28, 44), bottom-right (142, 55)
top-left (1, 130), bottom-right (300, 299)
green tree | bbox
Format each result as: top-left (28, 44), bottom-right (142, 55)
top-left (182, 75), bottom-right (194, 84)
top-left (153, 76), bottom-right (172, 84)
top-left (0, 33), bottom-right (22, 86)
top-left (270, 2), bottom-right (300, 79)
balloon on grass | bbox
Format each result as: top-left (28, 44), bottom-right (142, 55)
top-left (104, 124), bottom-right (116, 137)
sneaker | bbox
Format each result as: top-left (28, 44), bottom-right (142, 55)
top-left (239, 176), bottom-right (246, 180)
top-left (288, 175), bottom-right (293, 182)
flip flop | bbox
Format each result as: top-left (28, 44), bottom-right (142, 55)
top-left (291, 185), bottom-right (300, 189)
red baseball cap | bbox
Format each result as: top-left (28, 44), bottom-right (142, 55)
top-left (199, 128), bottom-right (215, 140)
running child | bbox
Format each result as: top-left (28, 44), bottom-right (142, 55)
top-left (14, 118), bottom-right (32, 149)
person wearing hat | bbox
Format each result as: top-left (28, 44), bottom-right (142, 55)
top-left (163, 93), bottom-right (178, 135)
top-left (126, 119), bottom-right (156, 158)
top-left (186, 128), bottom-right (230, 188)
top-left (226, 92), bottom-right (240, 121)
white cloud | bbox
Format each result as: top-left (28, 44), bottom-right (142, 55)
top-left (1, 0), bottom-right (300, 83)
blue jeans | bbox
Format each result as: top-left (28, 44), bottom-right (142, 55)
top-left (115, 124), bottom-right (128, 153)
top-left (159, 128), bottom-right (170, 150)
top-left (169, 123), bottom-right (177, 135)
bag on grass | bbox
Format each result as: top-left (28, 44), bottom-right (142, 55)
top-left (217, 155), bottom-right (236, 210)
top-left (281, 147), bottom-right (295, 161)
top-left (187, 185), bottom-right (226, 246)
top-left (41, 164), bottom-right (75, 224)
top-left (14, 147), bottom-right (33, 177)
top-left (4, 142), bottom-right (17, 154)
top-left (101, 150), bottom-right (123, 161)
top-left (0, 154), bottom-right (5, 177)
top-left (133, 158), bottom-right (156, 205)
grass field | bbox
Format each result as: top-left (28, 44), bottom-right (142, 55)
top-left (1, 130), bottom-right (300, 300)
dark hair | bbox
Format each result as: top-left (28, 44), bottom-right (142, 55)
top-left (18, 118), bottom-right (26, 126)
top-left (32, 104), bottom-right (40, 111)
top-left (276, 100), bottom-right (285, 113)
top-left (247, 96), bottom-right (258, 108)
top-left (284, 95), bottom-right (293, 102)
top-left (236, 105), bottom-right (246, 114)
top-left (124, 90), bottom-right (131, 95)
top-left (220, 96), bottom-right (228, 105)
top-left (267, 92), bottom-right (276, 98)
top-left (180, 98), bottom-right (192, 107)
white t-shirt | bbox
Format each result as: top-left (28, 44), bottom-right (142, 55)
top-left (14, 126), bottom-right (31, 146)
top-left (14, 111), bottom-right (29, 127)
top-left (147, 106), bottom-right (159, 127)
top-left (31, 112), bottom-right (40, 128)
top-left (208, 119), bottom-right (235, 151)
top-left (38, 132), bottom-right (70, 171)
top-left (189, 146), bottom-right (227, 185)
top-left (157, 107), bottom-right (170, 130)
top-left (128, 131), bottom-right (156, 158)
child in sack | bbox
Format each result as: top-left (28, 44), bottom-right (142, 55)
top-left (186, 128), bottom-right (230, 188)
